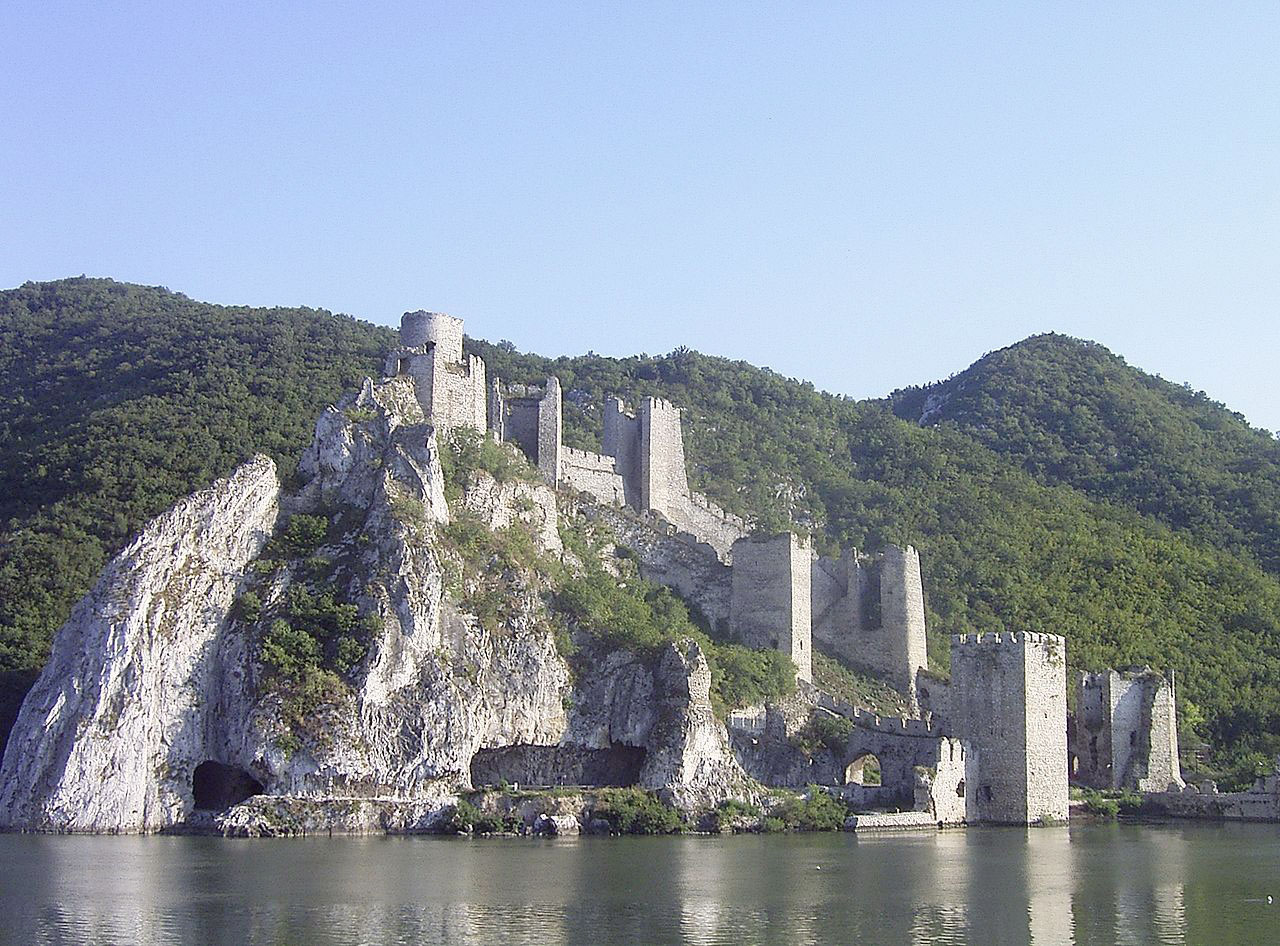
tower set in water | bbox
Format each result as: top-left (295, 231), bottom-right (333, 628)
top-left (389, 310), bottom-right (1187, 824)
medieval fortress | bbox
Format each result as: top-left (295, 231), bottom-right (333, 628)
top-left (390, 310), bottom-right (1199, 825)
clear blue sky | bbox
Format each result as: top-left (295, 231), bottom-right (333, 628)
top-left (4, 2), bottom-right (1278, 430)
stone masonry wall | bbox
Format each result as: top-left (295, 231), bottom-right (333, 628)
top-left (947, 632), bottom-right (1068, 824)
top-left (730, 533), bottom-right (812, 682)
top-left (811, 545), bottom-right (926, 704)
top-left (1072, 669), bottom-right (1184, 791)
top-left (561, 449), bottom-right (626, 507)
top-left (603, 398), bottom-right (641, 507)
top-left (600, 397), bottom-right (745, 559)
top-left (878, 546), bottom-right (928, 698)
top-left (1148, 761), bottom-right (1279, 820)
top-left (536, 377), bottom-right (562, 483)
top-left (639, 397), bottom-right (689, 518)
top-left (500, 396), bottom-right (541, 461)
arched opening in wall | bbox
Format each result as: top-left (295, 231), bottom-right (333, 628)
top-left (397, 356), bottom-right (411, 375)
top-left (192, 761), bottom-right (264, 811)
top-left (1070, 754), bottom-right (1080, 778)
top-left (845, 754), bottom-right (882, 786)
top-left (955, 779), bottom-right (965, 798)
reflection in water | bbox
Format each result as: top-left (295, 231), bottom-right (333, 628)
top-left (4, 823), bottom-right (1280, 945)
top-left (1026, 827), bottom-right (1074, 945)
top-left (908, 830), bottom-right (969, 944)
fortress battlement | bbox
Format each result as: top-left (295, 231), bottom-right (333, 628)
top-left (814, 692), bottom-right (937, 737)
top-left (561, 446), bottom-right (617, 469)
top-left (688, 490), bottom-right (748, 531)
top-left (951, 631), bottom-right (1065, 647)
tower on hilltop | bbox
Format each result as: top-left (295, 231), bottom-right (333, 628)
top-left (385, 311), bottom-right (486, 433)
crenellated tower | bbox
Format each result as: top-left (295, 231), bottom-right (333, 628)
top-left (385, 311), bottom-right (486, 433)
top-left (946, 632), bottom-right (1069, 824)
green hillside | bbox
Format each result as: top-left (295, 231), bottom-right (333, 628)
top-left (2, 280), bottom-right (1278, 781)
top-left (0, 278), bottom-right (391, 741)
top-left (890, 333), bottom-right (1280, 575)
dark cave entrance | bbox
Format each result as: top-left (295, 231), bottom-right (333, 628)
top-left (192, 760), bottom-right (265, 811)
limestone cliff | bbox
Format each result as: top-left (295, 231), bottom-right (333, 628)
top-left (0, 373), bottom-right (750, 833)
top-left (0, 457), bottom-right (281, 832)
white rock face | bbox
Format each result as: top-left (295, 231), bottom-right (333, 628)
top-left (240, 376), bottom-right (572, 796)
top-left (0, 370), bottom-right (751, 833)
top-left (463, 470), bottom-right (562, 554)
top-left (637, 641), bottom-right (755, 809)
top-left (0, 456), bottom-right (281, 832)
top-left (565, 640), bottom-right (754, 810)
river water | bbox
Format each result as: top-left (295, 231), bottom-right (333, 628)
top-left (1, 822), bottom-right (1277, 945)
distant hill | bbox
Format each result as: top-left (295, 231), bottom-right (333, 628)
top-left (891, 333), bottom-right (1280, 574)
top-left (2, 279), bottom-right (1278, 779)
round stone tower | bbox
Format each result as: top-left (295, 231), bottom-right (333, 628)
top-left (400, 310), bottom-right (433, 348)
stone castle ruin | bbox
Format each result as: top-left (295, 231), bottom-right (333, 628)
top-left (386, 310), bottom-right (1188, 826)
top-left (1070, 668), bottom-right (1184, 793)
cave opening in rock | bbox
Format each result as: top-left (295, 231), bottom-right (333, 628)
top-left (192, 760), bottom-right (264, 811)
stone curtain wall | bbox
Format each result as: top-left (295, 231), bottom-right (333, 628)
top-left (1141, 671), bottom-right (1184, 791)
top-left (561, 449), bottom-right (626, 507)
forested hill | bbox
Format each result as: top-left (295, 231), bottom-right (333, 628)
top-left (2, 279), bottom-right (1279, 782)
top-left (0, 279), bottom-right (392, 742)
top-left (891, 334), bottom-right (1280, 575)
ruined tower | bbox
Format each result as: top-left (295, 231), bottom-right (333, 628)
top-left (730, 533), bottom-right (813, 683)
top-left (600, 397), bottom-right (746, 558)
top-left (385, 311), bottom-right (486, 433)
top-left (809, 545), bottom-right (928, 704)
top-left (947, 632), bottom-right (1069, 824)
top-left (489, 376), bottom-right (563, 483)
top-left (1072, 668), bottom-right (1184, 792)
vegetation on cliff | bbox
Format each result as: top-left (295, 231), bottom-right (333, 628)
top-left (3, 278), bottom-right (1280, 778)
top-left (0, 278), bottom-right (389, 742)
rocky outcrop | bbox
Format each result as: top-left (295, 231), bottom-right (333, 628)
top-left (637, 641), bottom-right (755, 809)
top-left (230, 377), bottom-right (573, 799)
top-left (0, 369), bottom-right (755, 833)
top-left (463, 470), bottom-right (562, 555)
top-left (0, 456), bottom-right (282, 832)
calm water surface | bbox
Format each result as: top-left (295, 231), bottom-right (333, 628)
top-left (1, 822), bottom-right (1277, 945)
